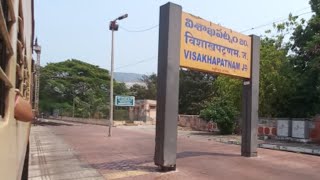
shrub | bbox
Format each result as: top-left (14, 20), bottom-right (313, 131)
top-left (200, 97), bottom-right (239, 135)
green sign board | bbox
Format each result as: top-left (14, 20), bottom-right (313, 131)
top-left (115, 96), bottom-right (135, 106)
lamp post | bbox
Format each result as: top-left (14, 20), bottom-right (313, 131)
top-left (108, 14), bottom-right (128, 137)
top-left (33, 38), bottom-right (41, 118)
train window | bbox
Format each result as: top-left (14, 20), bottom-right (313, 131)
top-left (16, 44), bottom-right (21, 89)
top-left (0, 40), bottom-right (7, 119)
top-left (0, 0), bottom-right (9, 119)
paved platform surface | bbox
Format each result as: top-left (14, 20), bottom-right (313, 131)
top-left (28, 121), bottom-right (104, 180)
top-left (30, 120), bottom-right (320, 180)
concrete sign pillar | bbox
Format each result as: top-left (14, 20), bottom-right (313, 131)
top-left (241, 35), bottom-right (260, 157)
top-left (154, 3), bottom-right (182, 171)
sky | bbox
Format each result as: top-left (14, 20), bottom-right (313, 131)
top-left (34, 0), bottom-right (312, 75)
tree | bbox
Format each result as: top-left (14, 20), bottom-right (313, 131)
top-left (287, 0), bottom-right (320, 117)
top-left (212, 76), bottom-right (242, 111)
top-left (114, 82), bottom-right (129, 96)
top-left (128, 70), bottom-right (217, 115)
top-left (129, 73), bottom-right (157, 100)
top-left (199, 75), bottom-right (241, 134)
top-left (258, 37), bottom-right (296, 117)
top-left (39, 59), bottom-right (128, 118)
top-left (129, 84), bottom-right (148, 99)
top-left (141, 73), bottom-right (157, 99)
top-left (179, 69), bottom-right (216, 115)
top-left (200, 96), bottom-right (239, 135)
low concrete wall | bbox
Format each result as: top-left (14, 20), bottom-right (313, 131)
top-left (258, 117), bottom-right (320, 144)
top-left (51, 116), bottom-right (127, 126)
top-left (178, 115), bottom-right (217, 132)
top-left (133, 120), bottom-right (156, 125)
top-left (258, 118), bottom-right (277, 137)
top-left (52, 115), bottom-right (215, 131)
top-left (52, 116), bottom-right (157, 126)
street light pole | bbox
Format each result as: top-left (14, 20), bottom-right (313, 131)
top-left (108, 14), bottom-right (128, 137)
top-left (109, 29), bottom-right (114, 137)
top-left (33, 38), bottom-right (41, 118)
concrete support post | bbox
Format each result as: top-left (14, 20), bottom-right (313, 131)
top-left (154, 2), bottom-right (182, 171)
top-left (241, 35), bottom-right (260, 157)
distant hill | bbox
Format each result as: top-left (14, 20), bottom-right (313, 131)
top-left (114, 72), bottom-right (143, 83)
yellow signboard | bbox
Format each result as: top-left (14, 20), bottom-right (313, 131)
top-left (180, 12), bottom-right (252, 78)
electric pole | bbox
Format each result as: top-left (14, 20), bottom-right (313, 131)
top-left (108, 14), bottom-right (128, 137)
top-left (33, 38), bottom-right (41, 118)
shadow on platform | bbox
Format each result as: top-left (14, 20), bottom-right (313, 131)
top-left (88, 151), bottom-right (238, 173)
top-left (34, 121), bottom-right (74, 127)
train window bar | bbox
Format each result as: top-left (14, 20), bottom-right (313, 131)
top-left (0, 2), bottom-right (13, 55)
top-left (18, 0), bottom-right (23, 19)
top-left (18, 16), bottom-right (24, 45)
top-left (16, 63), bottom-right (22, 80)
top-left (17, 39), bottom-right (23, 63)
top-left (0, 67), bottom-right (13, 88)
top-left (24, 68), bottom-right (28, 79)
top-left (6, 0), bottom-right (15, 23)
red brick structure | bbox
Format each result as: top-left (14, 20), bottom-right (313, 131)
top-left (310, 119), bottom-right (320, 143)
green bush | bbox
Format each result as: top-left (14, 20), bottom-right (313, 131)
top-left (200, 97), bottom-right (239, 135)
top-left (114, 109), bottom-right (129, 120)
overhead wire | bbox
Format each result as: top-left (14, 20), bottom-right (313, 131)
top-left (115, 56), bottom-right (157, 70)
top-left (120, 25), bottom-right (159, 32)
top-left (241, 11), bottom-right (312, 33)
top-left (295, 7), bottom-right (311, 13)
